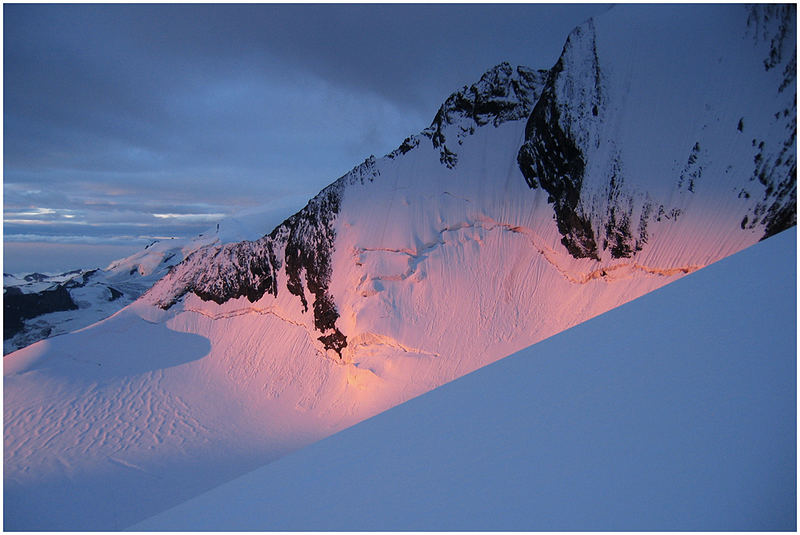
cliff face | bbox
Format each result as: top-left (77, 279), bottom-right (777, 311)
top-left (518, 4), bottom-right (796, 262)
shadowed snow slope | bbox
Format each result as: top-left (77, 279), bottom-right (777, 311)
top-left (3, 4), bottom-right (796, 531)
top-left (134, 227), bottom-right (796, 532)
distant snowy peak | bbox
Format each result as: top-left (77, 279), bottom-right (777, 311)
top-left (3, 198), bottom-right (318, 354)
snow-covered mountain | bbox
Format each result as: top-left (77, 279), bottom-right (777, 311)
top-left (4, 4), bottom-right (796, 531)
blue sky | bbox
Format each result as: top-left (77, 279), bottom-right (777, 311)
top-left (4, 3), bottom-right (610, 273)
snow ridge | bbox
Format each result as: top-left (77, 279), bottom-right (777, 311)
top-left (149, 156), bottom-right (382, 355)
top-left (146, 64), bottom-right (543, 355)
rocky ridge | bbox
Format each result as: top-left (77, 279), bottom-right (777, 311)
top-left (149, 64), bottom-right (546, 356)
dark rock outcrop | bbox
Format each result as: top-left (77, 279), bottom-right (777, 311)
top-left (517, 22), bottom-right (603, 260)
top-left (4, 285), bottom-right (79, 339)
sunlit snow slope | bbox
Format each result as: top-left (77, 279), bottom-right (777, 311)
top-left (4, 4), bottom-right (796, 531)
top-left (134, 227), bottom-right (796, 532)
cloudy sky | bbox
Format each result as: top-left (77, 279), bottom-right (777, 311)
top-left (4, 3), bottom-right (610, 273)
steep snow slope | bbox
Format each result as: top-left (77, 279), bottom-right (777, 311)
top-left (133, 227), bottom-right (796, 532)
top-left (4, 5), bottom-right (796, 531)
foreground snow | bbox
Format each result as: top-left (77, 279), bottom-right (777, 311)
top-left (134, 227), bottom-right (796, 531)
